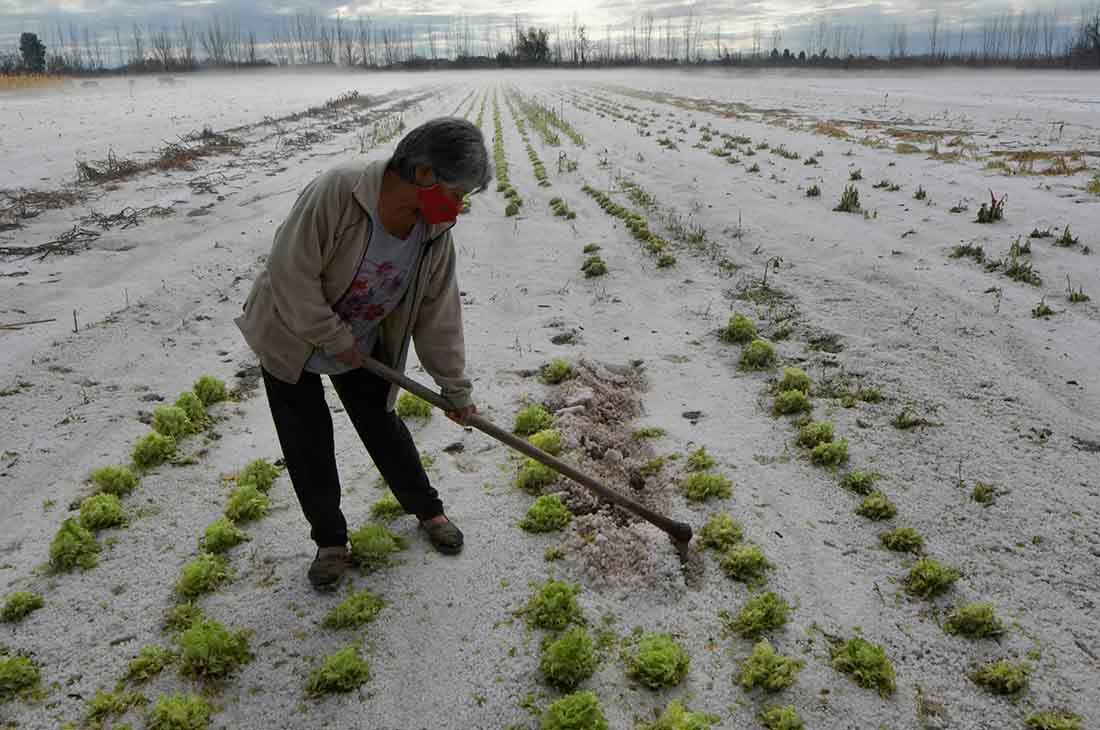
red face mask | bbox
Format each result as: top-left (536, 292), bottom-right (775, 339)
top-left (416, 184), bottom-right (461, 225)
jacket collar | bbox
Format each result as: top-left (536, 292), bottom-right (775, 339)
top-left (352, 157), bottom-right (454, 242)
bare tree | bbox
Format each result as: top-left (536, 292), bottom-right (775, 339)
top-left (131, 22), bottom-right (145, 69)
top-left (897, 22), bottom-right (909, 57)
top-left (180, 21), bottom-right (195, 69)
top-left (151, 26), bottom-right (174, 70)
top-left (929, 10), bottom-right (941, 58)
top-left (751, 23), bottom-right (762, 58)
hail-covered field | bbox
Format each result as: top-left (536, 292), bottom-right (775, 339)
top-left (1, 67), bottom-right (1097, 730)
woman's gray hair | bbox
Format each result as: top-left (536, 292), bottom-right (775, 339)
top-left (388, 117), bottom-right (492, 194)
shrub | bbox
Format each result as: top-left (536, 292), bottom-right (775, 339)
top-left (79, 492), bottom-right (126, 531)
top-left (810, 439), bottom-right (849, 467)
top-left (395, 392), bottom-right (432, 419)
top-left (126, 645), bottom-right (175, 682)
top-left (834, 185), bottom-right (860, 213)
top-left (178, 617), bottom-right (251, 680)
top-left (237, 459), bottom-right (279, 492)
top-left (758, 706), bottom-right (804, 730)
top-left (697, 512), bottom-right (743, 552)
top-left (904, 558), bottom-right (960, 599)
top-left (975, 192), bottom-right (1006, 223)
top-left (369, 492), bottom-right (404, 522)
top-left (625, 633), bottom-right (690, 689)
top-left (720, 543), bottom-right (773, 584)
top-left (729, 592), bottom-right (791, 639)
top-left (506, 200), bottom-right (520, 216)
top-left (132, 432), bottom-right (176, 470)
top-left (49, 517), bottom-right (100, 571)
top-left (515, 404), bottom-right (553, 435)
top-left (517, 458), bottom-right (558, 493)
top-left (163, 603), bottom-right (204, 634)
top-left (193, 375), bottom-right (227, 406)
top-left (639, 700), bottom-right (719, 730)
top-left (656, 254), bottom-right (677, 268)
top-left (539, 626), bottom-right (597, 690)
top-left (840, 469), bottom-right (878, 495)
top-left (720, 314), bottom-right (756, 344)
top-left (0, 654), bottom-right (39, 703)
top-left (970, 659), bottom-right (1030, 694)
top-left (174, 391), bottom-right (206, 429)
top-left (306, 646), bottom-right (372, 695)
top-left (739, 339), bottom-right (777, 371)
top-left (879, 527), bottom-right (923, 553)
top-left (529, 429), bottom-right (563, 455)
top-left (90, 464), bottom-right (138, 496)
top-left (737, 639), bottom-right (804, 692)
top-left (200, 518), bottom-right (249, 553)
top-left (686, 448), bottom-right (716, 472)
top-left (582, 243), bottom-right (601, 254)
top-left (146, 693), bottom-right (212, 730)
top-left (176, 553), bottom-right (230, 599)
top-left (1, 591), bottom-right (44, 623)
top-left (86, 688), bottom-right (145, 723)
top-left (541, 358), bottom-right (573, 385)
top-left (581, 255), bottom-right (608, 278)
top-left (776, 367), bottom-right (811, 394)
top-left (152, 406), bottom-right (194, 441)
top-left (224, 483), bottom-right (268, 523)
top-left (1026, 711), bottom-right (1083, 730)
top-left (856, 490), bottom-right (896, 520)
top-left (972, 481), bottom-right (998, 505)
top-left (1032, 299), bottom-right (1055, 318)
top-left (324, 588), bottom-right (386, 629)
top-left (806, 185), bottom-right (820, 198)
top-left (797, 421), bottom-right (834, 449)
top-left (523, 579), bottom-right (583, 630)
top-left (541, 691), bottom-right (607, 730)
top-left (914, 186), bottom-right (927, 200)
top-left (772, 390), bottom-right (811, 416)
top-left (348, 524), bottom-right (407, 571)
top-left (520, 495), bottom-right (572, 532)
top-left (631, 426), bottom-right (665, 440)
top-left (680, 472), bottom-right (731, 501)
top-left (944, 602), bottom-right (1005, 639)
top-left (830, 637), bottom-right (896, 696)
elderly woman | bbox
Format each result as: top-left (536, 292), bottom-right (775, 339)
top-left (235, 118), bottom-right (490, 589)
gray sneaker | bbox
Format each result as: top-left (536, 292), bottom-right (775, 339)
top-left (308, 545), bottom-right (350, 590)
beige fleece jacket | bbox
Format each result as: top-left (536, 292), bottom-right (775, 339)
top-left (234, 158), bottom-right (473, 411)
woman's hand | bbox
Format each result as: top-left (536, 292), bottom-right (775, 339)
top-left (446, 403), bottom-right (477, 426)
top-left (335, 346), bottom-right (363, 369)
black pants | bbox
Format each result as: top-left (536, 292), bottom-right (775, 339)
top-left (262, 366), bottom-right (443, 547)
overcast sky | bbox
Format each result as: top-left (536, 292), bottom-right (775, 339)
top-left (0, 0), bottom-right (1077, 55)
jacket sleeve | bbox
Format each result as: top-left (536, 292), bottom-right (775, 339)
top-left (412, 232), bottom-right (474, 410)
top-left (266, 172), bottom-right (356, 356)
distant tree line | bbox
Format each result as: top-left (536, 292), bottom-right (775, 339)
top-left (3, 6), bottom-right (1099, 75)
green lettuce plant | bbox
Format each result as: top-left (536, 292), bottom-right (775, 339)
top-left (49, 517), bottom-right (100, 571)
top-left (132, 432), bottom-right (176, 470)
top-left (178, 617), bottom-right (251, 680)
top-left (200, 518), bottom-right (249, 554)
top-left (856, 490), bottom-right (896, 520)
top-left (369, 492), bottom-right (404, 522)
top-left (721, 543), bottom-right (773, 584)
top-left (970, 659), bottom-right (1030, 694)
top-left (523, 580), bottom-right (583, 630)
top-left (152, 405), bottom-right (194, 440)
top-left (879, 527), bottom-right (923, 553)
top-left (737, 639), bottom-right (804, 692)
top-left (529, 429), bottom-right (563, 455)
top-left (625, 633), bottom-right (690, 689)
top-left (348, 524), bottom-right (407, 571)
top-left (237, 459), bottom-right (279, 492)
top-left (516, 458), bottom-right (557, 493)
top-left (396, 392), bottom-right (432, 419)
top-left (126, 646), bottom-right (175, 683)
top-left (193, 375), bottom-right (227, 406)
top-left (1, 591), bottom-right (44, 623)
top-left (740, 339), bottom-right (777, 371)
top-left (146, 693), bottom-right (212, 730)
top-left (541, 691), bottom-right (607, 730)
top-left (541, 359), bottom-right (573, 384)
top-left (176, 553), bottom-right (230, 599)
top-left (79, 492), bottom-right (126, 530)
top-left (90, 464), bottom-right (138, 496)
top-left (639, 700), bottom-right (719, 730)
top-left (944, 602), bottom-right (1005, 638)
top-left (680, 472), bottom-right (731, 501)
top-left (1026, 711), bottom-right (1082, 730)
top-left (697, 512), bottom-right (743, 552)
top-left (830, 637), bottom-right (895, 696)
top-left (224, 483), bottom-right (268, 523)
top-left (520, 495), bottom-right (572, 532)
top-left (728, 592), bottom-right (791, 639)
top-left (758, 705), bottom-right (804, 730)
top-left (539, 627), bottom-right (597, 689)
top-left (0, 654), bottom-right (39, 704)
top-left (324, 588), bottom-right (386, 630)
top-left (720, 314), bottom-right (756, 344)
top-left (174, 391), bottom-right (206, 430)
top-left (306, 646), bottom-right (372, 695)
top-left (515, 404), bottom-right (553, 435)
top-left (904, 558), bottom-right (960, 599)
top-left (772, 390), bottom-right (811, 415)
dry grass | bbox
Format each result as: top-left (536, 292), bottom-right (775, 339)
top-left (988, 150), bottom-right (1089, 176)
top-left (0, 73), bottom-right (66, 91)
top-left (814, 122), bottom-right (850, 139)
top-left (0, 188), bottom-right (87, 230)
top-left (76, 134), bottom-right (243, 184)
